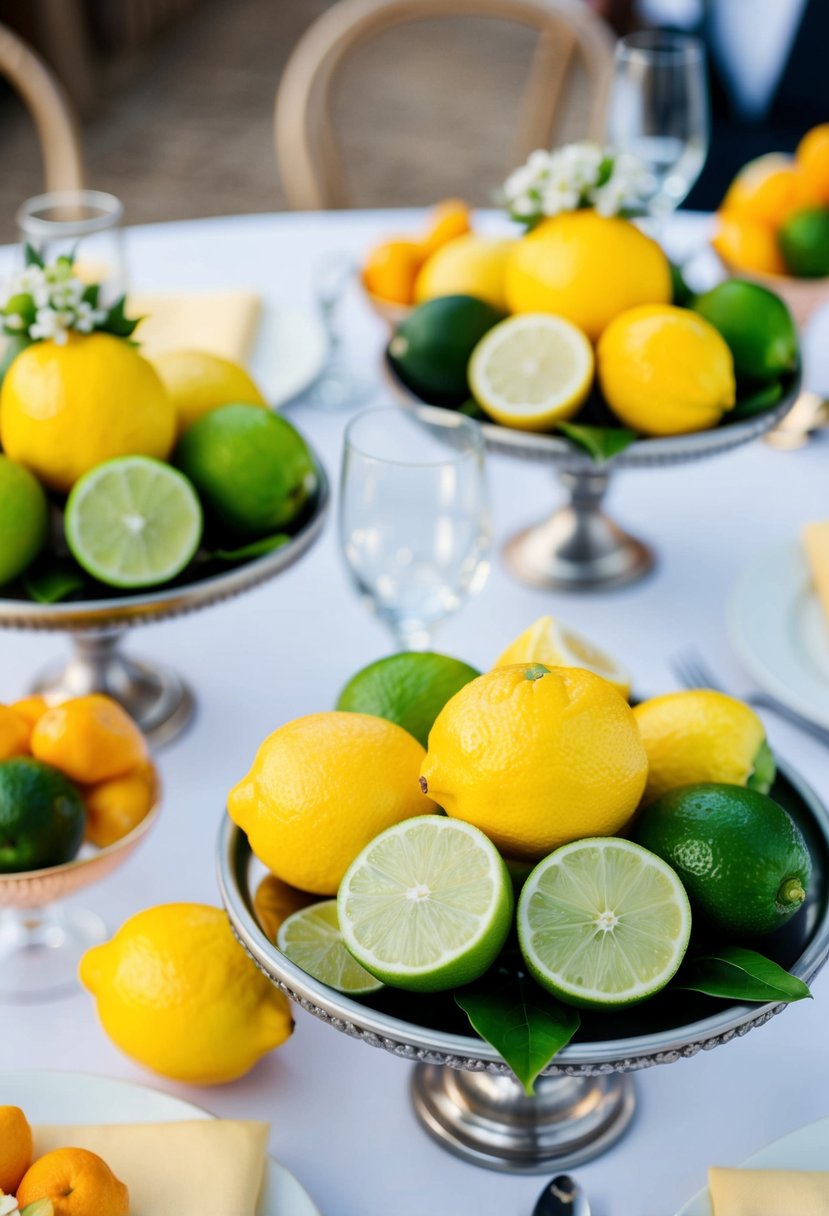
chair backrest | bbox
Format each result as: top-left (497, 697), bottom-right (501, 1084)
top-left (0, 22), bottom-right (84, 194)
top-left (275, 0), bottom-right (615, 210)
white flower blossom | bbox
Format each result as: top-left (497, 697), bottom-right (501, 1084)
top-left (0, 1194), bottom-right (19, 1213)
top-left (3, 313), bottom-right (26, 332)
top-left (504, 141), bottom-right (647, 222)
top-left (2, 255), bottom-right (112, 342)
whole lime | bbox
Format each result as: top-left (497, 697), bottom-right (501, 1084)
top-left (633, 782), bottom-right (811, 938)
top-left (778, 207), bottom-right (829, 278)
top-left (693, 280), bottom-right (798, 383)
top-left (0, 455), bottom-right (49, 586)
top-left (336, 651), bottom-right (480, 747)
top-left (388, 295), bottom-right (505, 405)
top-left (174, 404), bottom-right (318, 537)
top-left (0, 756), bottom-right (86, 873)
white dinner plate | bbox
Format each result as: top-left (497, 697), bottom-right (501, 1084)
top-left (252, 305), bottom-right (328, 408)
top-left (0, 1070), bottom-right (320, 1216)
top-left (727, 540), bottom-right (829, 730)
top-left (676, 1114), bottom-right (829, 1214)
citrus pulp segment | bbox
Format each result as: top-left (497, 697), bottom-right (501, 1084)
top-left (494, 615), bottom-right (631, 698)
top-left (517, 837), bottom-right (692, 1009)
top-left (277, 900), bottom-right (384, 995)
top-left (338, 816), bottom-right (513, 992)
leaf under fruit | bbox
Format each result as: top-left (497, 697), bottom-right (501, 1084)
top-left (675, 947), bottom-right (811, 1003)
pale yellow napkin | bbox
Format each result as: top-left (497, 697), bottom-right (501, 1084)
top-left (34, 1120), bottom-right (268, 1216)
top-left (709, 1166), bottom-right (829, 1214)
top-left (803, 521), bottom-right (829, 626)
top-left (129, 290), bottom-right (261, 362)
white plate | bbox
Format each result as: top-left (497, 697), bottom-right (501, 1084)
top-left (0, 1070), bottom-right (319, 1216)
top-left (676, 1115), bottom-right (829, 1214)
top-left (252, 305), bottom-right (328, 408)
top-left (727, 541), bottom-right (829, 731)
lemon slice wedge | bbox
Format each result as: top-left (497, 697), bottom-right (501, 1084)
top-left (468, 313), bottom-right (594, 431)
top-left (494, 615), bottom-right (632, 698)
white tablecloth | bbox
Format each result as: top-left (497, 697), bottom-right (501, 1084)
top-left (0, 210), bottom-right (827, 1216)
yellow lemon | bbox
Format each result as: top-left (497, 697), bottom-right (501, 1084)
top-left (495, 615), bottom-right (632, 697)
top-left (797, 124), bottom-right (829, 204)
top-left (633, 690), bottom-right (773, 806)
top-left (0, 334), bottom-right (175, 494)
top-left (79, 903), bottom-right (293, 1085)
top-left (505, 212), bottom-right (672, 342)
top-left (254, 873), bottom-right (318, 942)
top-left (597, 305), bottom-right (736, 436)
top-left (712, 212), bottom-right (787, 276)
top-left (149, 348), bottom-right (267, 436)
top-left (414, 234), bottom-right (515, 310)
top-left (0, 1105), bottom-right (32, 1194)
top-left (228, 711), bottom-right (436, 895)
top-left (420, 664), bottom-right (647, 860)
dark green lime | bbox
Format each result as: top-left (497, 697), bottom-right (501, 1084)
top-left (336, 651), bottom-right (480, 747)
top-left (633, 783), bottom-right (810, 938)
top-left (0, 757), bottom-right (86, 873)
top-left (778, 207), bottom-right (829, 278)
top-left (388, 295), bottom-right (505, 405)
top-left (693, 280), bottom-right (798, 383)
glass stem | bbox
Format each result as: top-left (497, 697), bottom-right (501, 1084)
top-left (391, 622), bottom-right (433, 653)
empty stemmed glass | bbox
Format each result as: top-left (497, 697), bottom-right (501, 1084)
top-left (16, 189), bottom-right (127, 304)
top-left (339, 406), bottom-right (490, 651)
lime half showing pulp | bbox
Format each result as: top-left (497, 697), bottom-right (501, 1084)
top-left (277, 900), bottom-right (383, 996)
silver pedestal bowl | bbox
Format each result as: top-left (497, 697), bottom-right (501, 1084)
top-left (218, 761), bottom-right (829, 1174)
top-left (0, 458), bottom-right (329, 748)
top-left (385, 360), bottom-right (799, 592)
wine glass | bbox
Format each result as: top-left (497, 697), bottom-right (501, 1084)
top-left (302, 253), bottom-right (374, 409)
top-left (606, 31), bottom-right (709, 227)
top-left (339, 406), bottom-right (490, 651)
top-left (16, 189), bottom-right (127, 305)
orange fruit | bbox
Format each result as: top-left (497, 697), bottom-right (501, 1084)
top-left (83, 761), bottom-right (158, 848)
top-left (0, 705), bottom-right (31, 759)
top-left (362, 239), bottom-right (424, 305)
top-left (11, 695), bottom-right (50, 730)
top-left (421, 198), bottom-right (471, 256)
top-left (0, 1105), bottom-right (33, 1194)
top-left (712, 213), bottom-right (786, 276)
top-left (31, 695), bottom-right (148, 785)
top-left (722, 153), bottom-right (820, 227)
top-left (797, 124), bottom-right (829, 203)
top-left (254, 873), bottom-right (318, 942)
top-left (17, 1147), bottom-right (128, 1216)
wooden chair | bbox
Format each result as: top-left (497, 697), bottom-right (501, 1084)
top-left (275, 0), bottom-right (615, 210)
top-left (0, 21), bottom-right (84, 193)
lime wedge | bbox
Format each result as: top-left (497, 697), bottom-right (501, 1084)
top-left (338, 815), bottom-right (513, 992)
top-left (65, 456), bottom-right (203, 588)
top-left (277, 900), bottom-right (383, 996)
top-left (518, 838), bottom-right (691, 1009)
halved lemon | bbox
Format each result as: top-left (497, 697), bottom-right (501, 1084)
top-left (468, 313), bottom-right (594, 432)
top-left (494, 615), bottom-right (632, 698)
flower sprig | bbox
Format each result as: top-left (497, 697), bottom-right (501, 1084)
top-left (503, 142), bottom-right (649, 226)
top-left (1, 245), bottom-right (140, 346)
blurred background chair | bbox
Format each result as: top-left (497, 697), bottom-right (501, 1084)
top-left (275, 0), bottom-right (616, 210)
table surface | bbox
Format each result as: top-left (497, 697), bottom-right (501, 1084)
top-left (0, 209), bottom-right (828, 1216)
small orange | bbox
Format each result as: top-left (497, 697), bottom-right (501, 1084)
top-left (796, 124), bottom-right (829, 203)
top-left (713, 212), bottom-right (786, 276)
top-left (421, 198), bottom-right (471, 256)
top-left (31, 695), bottom-right (148, 785)
top-left (254, 873), bottom-right (318, 942)
top-left (722, 153), bottom-right (820, 227)
top-left (11, 695), bottom-right (50, 730)
top-left (83, 760), bottom-right (158, 848)
top-left (362, 239), bottom-right (424, 305)
top-left (0, 1105), bottom-right (33, 1194)
top-left (0, 705), bottom-right (32, 759)
top-left (17, 1147), bottom-right (128, 1216)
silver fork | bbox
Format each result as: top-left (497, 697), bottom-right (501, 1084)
top-left (671, 646), bottom-right (829, 748)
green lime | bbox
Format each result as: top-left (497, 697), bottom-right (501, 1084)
top-left (693, 280), bottom-right (798, 383)
top-left (0, 756), bottom-right (86, 873)
top-left (0, 455), bottom-right (49, 586)
top-left (633, 783), bottom-right (811, 938)
top-left (277, 900), bottom-right (383, 995)
top-left (338, 815), bottom-right (513, 992)
top-left (778, 207), bottom-right (829, 278)
top-left (388, 295), bottom-right (505, 406)
top-left (517, 838), bottom-right (691, 1009)
top-left (65, 456), bottom-right (202, 589)
top-left (335, 651), bottom-right (480, 747)
top-left (175, 403), bottom-right (317, 537)
top-left (730, 380), bottom-right (786, 421)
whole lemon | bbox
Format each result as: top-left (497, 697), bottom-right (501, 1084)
top-left (597, 304), bottom-right (736, 435)
top-left (420, 664), bottom-right (647, 860)
top-left (229, 711), bottom-right (436, 894)
top-left (505, 212), bottom-right (672, 341)
top-left (149, 348), bottom-right (267, 436)
top-left (415, 234), bottom-right (515, 311)
top-left (79, 902), bottom-right (293, 1085)
top-left (0, 334), bottom-right (175, 494)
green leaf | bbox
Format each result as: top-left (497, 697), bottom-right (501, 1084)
top-left (210, 534), bottom-right (290, 562)
top-left (24, 242), bottom-right (44, 268)
top-left (747, 738), bottom-right (776, 794)
top-left (82, 282), bottom-right (101, 309)
top-left (456, 973), bottom-right (580, 1094)
top-left (675, 947), bottom-right (811, 1003)
top-left (24, 561), bottom-right (87, 604)
top-left (558, 422), bottom-right (639, 462)
top-left (99, 295), bottom-right (142, 339)
top-left (458, 398), bottom-right (488, 421)
top-left (730, 380), bottom-right (785, 420)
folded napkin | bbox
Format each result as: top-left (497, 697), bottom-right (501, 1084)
top-left (709, 1166), bottom-right (829, 1214)
top-left (129, 290), bottom-right (262, 363)
top-left (803, 521), bottom-right (829, 626)
top-left (34, 1119), bottom-right (268, 1216)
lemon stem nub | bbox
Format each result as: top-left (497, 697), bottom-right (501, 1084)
top-left (524, 664), bottom-right (549, 682)
top-left (779, 878), bottom-right (806, 908)
top-left (419, 776), bottom-right (428, 793)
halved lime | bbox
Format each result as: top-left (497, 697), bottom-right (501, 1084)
top-left (277, 900), bottom-right (383, 996)
top-left (65, 456), bottom-right (203, 588)
top-left (517, 837), bottom-right (691, 1009)
top-left (338, 815), bottom-right (513, 992)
